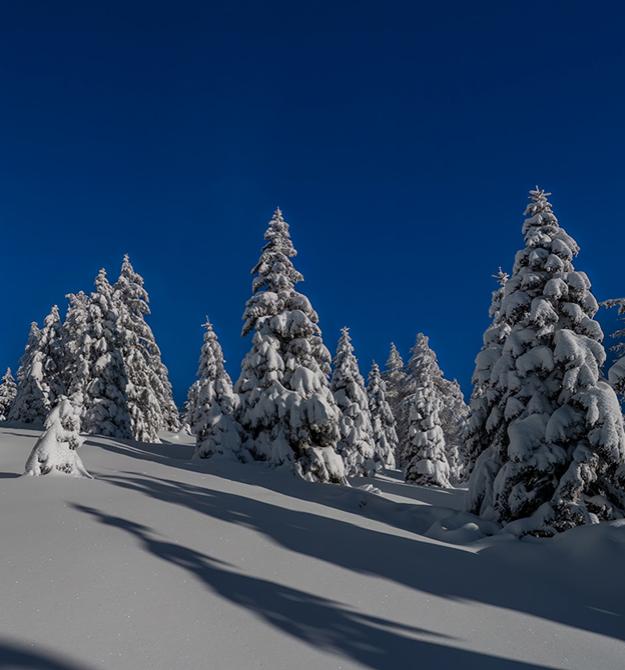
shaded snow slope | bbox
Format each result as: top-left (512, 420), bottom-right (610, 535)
top-left (0, 426), bottom-right (624, 669)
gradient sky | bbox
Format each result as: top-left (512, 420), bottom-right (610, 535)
top-left (1, 1), bottom-right (624, 404)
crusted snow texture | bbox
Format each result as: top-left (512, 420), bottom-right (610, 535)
top-left (0, 368), bottom-right (17, 421)
top-left (382, 343), bottom-right (411, 457)
top-left (187, 320), bottom-right (242, 459)
top-left (367, 362), bottom-right (398, 469)
top-left (331, 327), bottom-right (377, 476)
top-left (79, 269), bottom-right (132, 439)
top-left (235, 208), bottom-right (345, 483)
top-left (436, 376), bottom-right (469, 484)
top-left (464, 269), bottom-right (511, 484)
top-left (24, 394), bottom-right (92, 478)
top-left (113, 255), bottom-right (178, 441)
top-left (9, 306), bottom-right (65, 425)
top-left (468, 188), bottom-right (625, 536)
top-left (403, 333), bottom-right (451, 487)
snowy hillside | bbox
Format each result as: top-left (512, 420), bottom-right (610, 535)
top-left (1, 427), bottom-right (625, 670)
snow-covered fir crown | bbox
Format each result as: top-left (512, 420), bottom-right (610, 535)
top-left (493, 267), bottom-right (509, 286)
top-left (251, 208), bottom-right (304, 295)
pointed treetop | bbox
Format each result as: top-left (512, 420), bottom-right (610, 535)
top-left (493, 267), bottom-right (509, 286)
top-left (524, 186), bottom-right (556, 220)
top-left (45, 305), bottom-right (61, 324)
top-left (251, 208), bottom-right (303, 294)
top-left (408, 332), bottom-right (442, 387)
top-left (96, 267), bottom-right (108, 285)
top-left (368, 361), bottom-right (382, 384)
top-left (337, 326), bottom-right (353, 351)
top-left (386, 342), bottom-right (404, 372)
top-left (120, 253), bottom-right (138, 273)
top-left (530, 186), bottom-right (552, 201)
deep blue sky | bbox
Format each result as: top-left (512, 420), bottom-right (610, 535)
top-left (1, 1), bottom-right (624, 404)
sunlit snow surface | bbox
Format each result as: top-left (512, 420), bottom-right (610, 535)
top-left (0, 426), bottom-right (624, 669)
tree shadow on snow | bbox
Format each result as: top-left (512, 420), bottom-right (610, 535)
top-left (71, 502), bottom-right (559, 670)
top-left (0, 638), bottom-right (92, 669)
top-left (0, 431), bottom-right (43, 441)
top-left (92, 471), bottom-right (625, 649)
top-left (84, 438), bottom-right (194, 465)
top-left (85, 439), bottom-right (467, 540)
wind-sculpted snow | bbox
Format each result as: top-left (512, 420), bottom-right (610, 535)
top-left (1, 428), bottom-right (625, 669)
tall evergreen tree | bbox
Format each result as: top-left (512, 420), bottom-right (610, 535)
top-left (403, 333), bottom-right (451, 487)
top-left (39, 305), bottom-right (65, 401)
top-left (464, 269), bottom-right (511, 487)
top-left (61, 291), bottom-right (91, 396)
top-left (10, 306), bottom-right (65, 424)
top-left (81, 269), bottom-right (132, 439)
top-left (382, 343), bottom-right (410, 450)
top-left (114, 255), bottom-right (166, 442)
top-left (190, 320), bottom-right (242, 459)
top-left (235, 208), bottom-right (345, 483)
top-left (601, 296), bottom-right (625, 401)
top-left (331, 328), bottom-right (377, 476)
top-left (9, 323), bottom-right (45, 423)
top-left (183, 382), bottom-right (199, 433)
top-left (436, 376), bottom-right (468, 484)
top-left (367, 361), bottom-right (398, 469)
top-left (0, 368), bottom-right (17, 420)
top-left (469, 189), bottom-right (625, 535)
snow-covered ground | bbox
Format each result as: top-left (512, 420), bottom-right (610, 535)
top-left (1, 427), bottom-right (624, 670)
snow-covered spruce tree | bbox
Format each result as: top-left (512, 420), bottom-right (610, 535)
top-left (601, 296), bottom-right (625, 402)
top-left (114, 255), bottom-right (179, 432)
top-left (185, 320), bottom-right (223, 434)
top-left (464, 269), bottom-right (511, 489)
top-left (190, 320), bottom-right (242, 459)
top-left (331, 328), bottom-right (377, 476)
top-left (183, 382), bottom-right (199, 433)
top-left (367, 361), bottom-right (398, 469)
top-left (403, 333), bottom-right (451, 487)
top-left (9, 306), bottom-right (65, 424)
top-left (39, 304), bottom-right (66, 398)
top-left (469, 188), bottom-right (625, 535)
top-left (154, 365), bottom-right (180, 432)
top-left (382, 343), bottom-right (410, 448)
top-left (24, 394), bottom-right (92, 478)
top-left (235, 208), bottom-right (345, 483)
top-left (436, 376), bottom-right (468, 484)
top-left (61, 291), bottom-right (91, 396)
top-left (9, 323), bottom-right (46, 423)
top-left (113, 255), bottom-right (166, 442)
top-left (0, 368), bottom-right (17, 420)
top-left (81, 269), bottom-right (132, 439)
